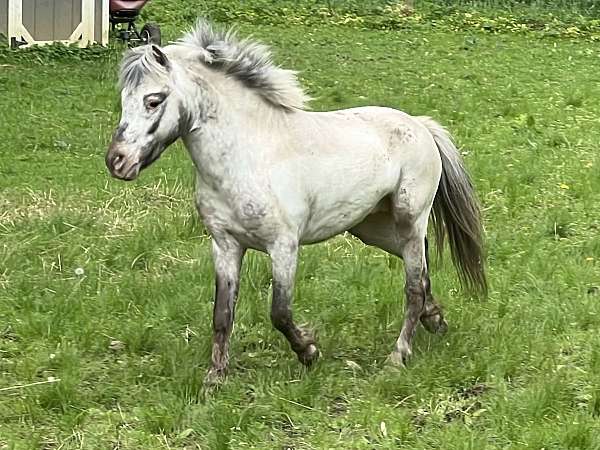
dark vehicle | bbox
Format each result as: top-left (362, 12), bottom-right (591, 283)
top-left (110, 0), bottom-right (161, 46)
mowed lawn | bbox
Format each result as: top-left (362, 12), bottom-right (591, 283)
top-left (2, 13), bottom-right (600, 450)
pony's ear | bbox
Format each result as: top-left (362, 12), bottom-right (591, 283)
top-left (151, 45), bottom-right (170, 70)
top-left (206, 41), bottom-right (227, 61)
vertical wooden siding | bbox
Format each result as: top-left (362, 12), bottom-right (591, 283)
top-left (94, 0), bottom-right (101, 43)
top-left (21, 0), bottom-right (100, 41)
top-left (71, 0), bottom-right (81, 34)
top-left (0, 0), bottom-right (8, 36)
top-left (7, 0), bottom-right (106, 45)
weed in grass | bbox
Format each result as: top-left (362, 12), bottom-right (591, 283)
top-left (566, 92), bottom-right (584, 108)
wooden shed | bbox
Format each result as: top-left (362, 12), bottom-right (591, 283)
top-left (1, 0), bottom-right (109, 48)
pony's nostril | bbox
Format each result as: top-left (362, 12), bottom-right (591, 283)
top-left (113, 154), bottom-right (125, 171)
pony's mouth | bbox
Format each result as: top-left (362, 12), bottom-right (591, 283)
top-left (106, 144), bottom-right (164, 181)
top-left (110, 158), bottom-right (141, 181)
top-left (106, 145), bottom-right (142, 181)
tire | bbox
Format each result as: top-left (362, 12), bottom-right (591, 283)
top-left (140, 23), bottom-right (161, 46)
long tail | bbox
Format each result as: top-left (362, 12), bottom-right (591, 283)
top-left (417, 116), bottom-right (487, 296)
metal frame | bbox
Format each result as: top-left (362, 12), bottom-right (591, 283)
top-left (7, 0), bottom-right (109, 48)
top-left (110, 12), bottom-right (144, 45)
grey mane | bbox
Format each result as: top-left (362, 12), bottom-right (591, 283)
top-left (119, 20), bottom-right (310, 111)
top-left (181, 20), bottom-right (310, 111)
top-left (119, 46), bottom-right (168, 90)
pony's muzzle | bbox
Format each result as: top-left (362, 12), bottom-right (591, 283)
top-left (106, 144), bottom-right (140, 181)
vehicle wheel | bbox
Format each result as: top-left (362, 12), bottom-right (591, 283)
top-left (140, 23), bottom-right (161, 46)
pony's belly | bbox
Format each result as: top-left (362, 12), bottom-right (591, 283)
top-left (300, 221), bottom-right (351, 244)
top-left (299, 197), bottom-right (389, 244)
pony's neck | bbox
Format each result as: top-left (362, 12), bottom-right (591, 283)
top-left (182, 67), bottom-right (283, 185)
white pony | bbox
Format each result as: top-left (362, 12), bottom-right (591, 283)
top-left (106, 20), bottom-right (486, 384)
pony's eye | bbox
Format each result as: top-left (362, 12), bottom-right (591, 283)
top-left (146, 98), bottom-right (162, 109)
top-left (144, 93), bottom-right (166, 110)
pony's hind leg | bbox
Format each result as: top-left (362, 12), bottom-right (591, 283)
top-left (350, 214), bottom-right (447, 336)
top-left (349, 211), bottom-right (446, 365)
top-left (390, 224), bottom-right (427, 366)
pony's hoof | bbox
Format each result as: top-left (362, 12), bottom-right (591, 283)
top-left (388, 345), bottom-right (411, 368)
top-left (297, 344), bottom-right (319, 367)
top-left (421, 313), bottom-right (448, 335)
top-left (203, 367), bottom-right (226, 389)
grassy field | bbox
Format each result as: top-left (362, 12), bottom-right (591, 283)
top-left (2, 1), bottom-right (600, 448)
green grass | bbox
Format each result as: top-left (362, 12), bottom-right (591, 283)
top-left (2, 1), bottom-right (600, 448)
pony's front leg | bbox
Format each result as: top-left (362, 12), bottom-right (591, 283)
top-left (269, 239), bottom-right (319, 366)
top-left (205, 237), bottom-right (245, 385)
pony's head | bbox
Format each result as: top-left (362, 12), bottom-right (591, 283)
top-left (106, 20), bottom-right (311, 181)
top-left (106, 45), bottom-right (184, 181)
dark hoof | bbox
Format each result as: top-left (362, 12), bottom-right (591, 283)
top-left (388, 344), bottom-right (411, 368)
top-left (203, 367), bottom-right (226, 390)
top-left (421, 312), bottom-right (448, 335)
top-left (297, 344), bottom-right (319, 367)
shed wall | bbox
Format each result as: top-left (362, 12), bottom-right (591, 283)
top-left (0, 0), bottom-right (8, 37)
top-left (22, 0), bottom-right (83, 41)
top-left (94, 0), bottom-right (102, 43)
top-left (7, 0), bottom-right (107, 45)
